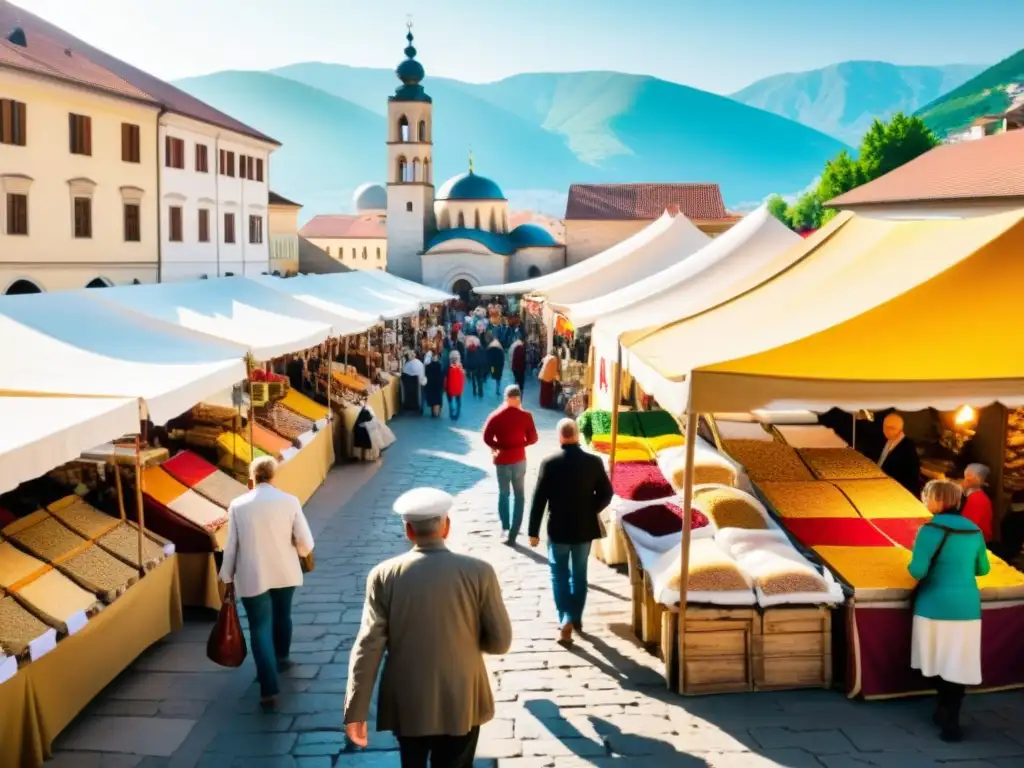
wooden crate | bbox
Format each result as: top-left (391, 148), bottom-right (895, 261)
top-left (752, 605), bottom-right (832, 691)
top-left (678, 606), bottom-right (758, 695)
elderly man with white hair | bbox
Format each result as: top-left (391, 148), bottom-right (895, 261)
top-left (344, 488), bottom-right (512, 766)
top-left (961, 463), bottom-right (994, 543)
top-left (528, 418), bottom-right (614, 646)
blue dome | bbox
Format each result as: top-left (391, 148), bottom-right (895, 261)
top-left (391, 28), bottom-right (431, 103)
top-left (425, 228), bottom-right (514, 255)
top-left (437, 172), bottom-right (505, 202)
top-left (397, 58), bottom-right (424, 84)
top-left (509, 223), bottom-right (557, 248)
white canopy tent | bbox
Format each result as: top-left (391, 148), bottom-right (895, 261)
top-left (474, 211), bottom-right (711, 303)
top-left (359, 270), bottom-right (455, 303)
top-left (0, 396), bottom-right (141, 495)
top-left (331, 272), bottom-right (446, 311)
top-left (0, 292), bottom-right (248, 424)
top-left (251, 275), bottom-right (388, 323)
top-left (89, 277), bottom-right (352, 361)
top-left (280, 274), bottom-right (420, 322)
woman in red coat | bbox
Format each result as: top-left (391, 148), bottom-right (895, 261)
top-left (961, 463), bottom-right (994, 543)
top-left (445, 351), bottom-right (466, 421)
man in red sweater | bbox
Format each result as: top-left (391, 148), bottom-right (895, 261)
top-left (483, 385), bottom-right (539, 546)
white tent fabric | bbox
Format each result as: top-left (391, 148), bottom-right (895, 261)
top-left (560, 207), bottom-right (800, 330)
top-left (0, 396), bottom-right (140, 495)
top-left (475, 211), bottom-right (710, 299)
top-left (360, 270), bottom-right (454, 303)
top-left (0, 292), bottom-right (247, 424)
top-left (331, 272), bottom-right (439, 313)
top-left (263, 273), bottom-right (419, 322)
top-left (90, 277), bottom-right (349, 360)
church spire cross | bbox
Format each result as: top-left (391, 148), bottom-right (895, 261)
top-left (468, 146), bottom-right (474, 174)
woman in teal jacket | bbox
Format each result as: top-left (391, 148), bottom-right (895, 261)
top-left (908, 479), bottom-right (990, 743)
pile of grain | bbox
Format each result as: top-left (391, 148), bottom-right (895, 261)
top-left (759, 481), bottom-right (860, 519)
top-left (722, 439), bottom-right (813, 483)
top-left (10, 516), bottom-right (87, 563)
top-left (716, 529), bottom-right (828, 596)
top-left (98, 524), bottom-right (166, 570)
top-left (189, 403), bottom-right (242, 433)
top-left (16, 569), bottom-right (101, 631)
top-left (0, 595), bottom-right (50, 656)
top-left (60, 546), bottom-right (139, 602)
top-left (811, 545), bottom-right (915, 591)
top-left (0, 541), bottom-right (47, 588)
top-left (255, 403), bottom-right (313, 443)
top-left (834, 479), bottom-right (931, 519)
top-left (48, 497), bottom-right (119, 539)
top-left (663, 449), bottom-right (738, 491)
top-left (694, 487), bottom-right (770, 530)
top-left (666, 538), bottom-right (752, 592)
top-left (798, 448), bottom-right (887, 481)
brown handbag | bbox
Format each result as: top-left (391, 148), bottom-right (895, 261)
top-left (207, 583), bottom-right (247, 668)
top-left (299, 550), bottom-right (315, 574)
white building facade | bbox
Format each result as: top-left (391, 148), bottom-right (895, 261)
top-left (158, 113), bottom-right (278, 281)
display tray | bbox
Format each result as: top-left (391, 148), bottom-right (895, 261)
top-left (0, 593), bottom-right (53, 660)
top-left (722, 439), bottom-right (814, 483)
top-left (798, 448), bottom-right (888, 481)
top-left (14, 569), bottom-right (102, 634)
top-left (194, 470), bottom-right (248, 510)
top-left (281, 389), bottom-right (330, 423)
top-left (0, 541), bottom-right (48, 589)
top-left (4, 512), bottom-right (88, 564)
top-left (162, 450), bottom-right (247, 510)
top-left (46, 496), bottom-right (120, 540)
top-left (759, 481), bottom-right (860, 519)
top-left (812, 545), bottom-right (913, 601)
top-left (165, 489), bottom-right (228, 532)
top-left (97, 522), bottom-right (168, 571)
top-left (834, 479), bottom-right (932, 519)
top-left (251, 423), bottom-right (294, 458)
top-left (56, 545), bottom-right (139, 603)
top-left (256, 402), bottom-right (314, 443)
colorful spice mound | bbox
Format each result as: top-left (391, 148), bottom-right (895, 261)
top-left (759, 481), bottom-right (860, 519)
top-left (0, 595), bottom-right (50, 656)
top-left (798, 448), bottom-right (888, 481)
top-left (47, 497), bottom-right (119, 540)
top-left (812, 545), bottom-right (915, 591)
top-left (9, 515), bottom-right (87, 563)
top-left (282, 389), bottom-right (330, 422)
top-left (694, 487), bottom-right (769, 530)
top-left (665, 454), bottom-right (737, 491)
top-left (783, 517), bottom-right (894, 548)
top-left (621, 504), bottom-right (708, 536)
top-left (611, 462), bottom-right (674, 502)
top-left (722, 439), bottom-right (813, 483)
top-left (98, 524), bottom-right (166, 569)
top-left (666, 538), bottom-right (752, 592)
top-left (871, 517), bottom-right (928, 549)
top-left (256, 403), bottom-right (314, 442)
top-left (60, 546), bottom-right (138, 602)
top-left (977, 555), bottom-right (1024, 594)
top-left (834, 479), bottom-right (932, 520)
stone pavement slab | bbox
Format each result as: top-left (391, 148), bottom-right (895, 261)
top-left (47, 374), bottom-right (1024, 767)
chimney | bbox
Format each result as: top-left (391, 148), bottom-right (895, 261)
top-left (666, 203), bottom-right (680, 217)
top-left (7, 26), bottom-right (27, 47)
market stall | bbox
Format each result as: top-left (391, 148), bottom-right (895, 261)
top-left (622, 209), bottom-right (1024, 698)
top-left (0, 396), bottom-right (183, 767)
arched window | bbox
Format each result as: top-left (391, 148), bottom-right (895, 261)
top-left (406, 201), bottom-right (413, 212)
top-left (502, 211), bottom-right (509, 233)
top-left (412, 158), bottom-right (421, 182)
top-left (457, 211), bottom-right (465, 228)
top-left (396, 157), bottom-right (408, 183)
top-left (398, 115), bottom-right (410, 142)
top-left (85, 277), bottom-right (111, 288)
top-left (474, 209), bottom-right (481, 229)
top-left (4, 278), bottom-right (42, 295)
top-left (528, 266), bottom-right (542, 278)
top-left (489, 209), bottom-right (497, 232)
top-left (423, 158), bottom-right (431, 183)
top-left (418, 120), bottom-right (427, 141)
top-left (452, 279), bottom-right (473, 301)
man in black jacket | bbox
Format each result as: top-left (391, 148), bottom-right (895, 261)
top-left (528, 418), bottom-right (614, 646)
top-left (877, 413), bottom-right (921, 497)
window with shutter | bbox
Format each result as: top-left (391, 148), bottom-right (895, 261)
top-left (195, 144), bottom-right (208, 173)
top-left (256, 158), bottom-right (264, 182)
top-left (123, 203), bottom-right (140, 241)
top-left (69, 114), bottom-right (92, 155)
top-left (198, 209), bottom-right (210, 242)
top-left (121, 123), bottom-right (140, 162)
top-left (5, 193), bottom-right (28, 235)
top-left (169, 206), bottom-right (183, 242)
top-left (224, 212), bottom-right (236, 243)
top-left (248, 215), bottom-right (263, 244)
top-left (1, 99), bottom-right (27, 146)
top-left (165, 137), bottom-right (184, 169)
top-left (227, 152), bottom-right (235, 177)
top-left (73, 197), bottom-right (92, 238)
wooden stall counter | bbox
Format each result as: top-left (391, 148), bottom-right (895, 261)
top-left (0, 555), bottom-right (183, 768)
top-left (272, 421), bottom-right (335, 505)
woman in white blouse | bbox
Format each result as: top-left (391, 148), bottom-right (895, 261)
top-left (220, 456), bottom-right (314, 707)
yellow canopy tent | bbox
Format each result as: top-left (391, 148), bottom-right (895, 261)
top-left (617, 208), bottom-right (1024, 687)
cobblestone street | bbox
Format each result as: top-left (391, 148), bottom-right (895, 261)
top-left (49, 379), bottom-right (1024, 767)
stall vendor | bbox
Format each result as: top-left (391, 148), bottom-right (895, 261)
top-left (961, 463), bottom-right (994, 543)
top-left (876, 413), bottom-right (921, 496)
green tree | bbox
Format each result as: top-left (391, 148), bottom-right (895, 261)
top-left (858, 112), bottom-right (939, 182)
top-left (788, 191), bottom-right (823, 232)
top-left (816, 150), bottom-right (863, 204)
top-left (765, 194), bottom-right (792, 227)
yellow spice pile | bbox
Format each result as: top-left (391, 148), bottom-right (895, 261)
top-left (834, 479), bottom-right (931, 519)
top-left (695, 487), bottom-right (769, 530)
top-left (759, 481), bottom-right (860, 519)
top-left (798, 448), bottom-right (888, 481)
top-left (722, 439), bottom-right (813, 483)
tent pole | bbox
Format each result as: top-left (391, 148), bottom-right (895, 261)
top-left (326, 341), bottom-right (334, 416)
top-left (134, 433), bottom-right (146, 578)
top-left (114, 451), bottom-right (127, 521)
top-left (676, 409), bottom-right (698, 692)
top-left (586, 342), bottom-right (596, 411)
top-left (247, 356), bottom-right (256, 465)
top-left (609, 345), bottom-right (623, 484)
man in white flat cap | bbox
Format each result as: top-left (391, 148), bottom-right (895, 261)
top-left (343, 488), bottom-right (513, 767)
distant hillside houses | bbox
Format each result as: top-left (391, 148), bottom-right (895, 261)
top-left (945, 83), bottom-right (1024, 144)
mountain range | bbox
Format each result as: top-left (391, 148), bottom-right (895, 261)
top-left (730, 62), bottom-right (985, 145)
top-left (174, 65), bottom-right (847, 220)
top-left (916, 48), bottom-right (1024, 136)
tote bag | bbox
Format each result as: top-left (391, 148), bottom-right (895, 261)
top-left (207, 584), bottom-right (247, 667)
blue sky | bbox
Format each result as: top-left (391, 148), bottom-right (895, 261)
top-left (16, 0), bottom-right (1024, 92)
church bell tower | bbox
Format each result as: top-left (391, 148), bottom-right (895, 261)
top-left (385, 22), bottom-right (435, 283)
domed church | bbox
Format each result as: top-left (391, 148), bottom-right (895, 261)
top-left (382, 25), bottom-right (565, 295)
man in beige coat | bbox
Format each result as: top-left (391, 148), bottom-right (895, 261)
top-left (344, 487), bottom-right (513, 767)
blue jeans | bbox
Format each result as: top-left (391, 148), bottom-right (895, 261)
top-left (548, 542), bottom-right (592, 627)
top-left (448, 394), bottom-right (462, 420)
top-left (496, 461), bottom-right (527, 540)
top-left (240, 586), bottom-right (296, 697)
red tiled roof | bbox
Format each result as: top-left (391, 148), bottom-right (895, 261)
top-left (299, 214), bottom-right (386, 239)
top-left (565, 183), bottom-right (729, 221)
top-left (0, 33), bottom-right (155, 103)
top-left (828, 129), bottom-right (1024, 208)
top-left (269, 191), bottom-right (301, 207)
top-left (0, 3), bottom-right (276, 144)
